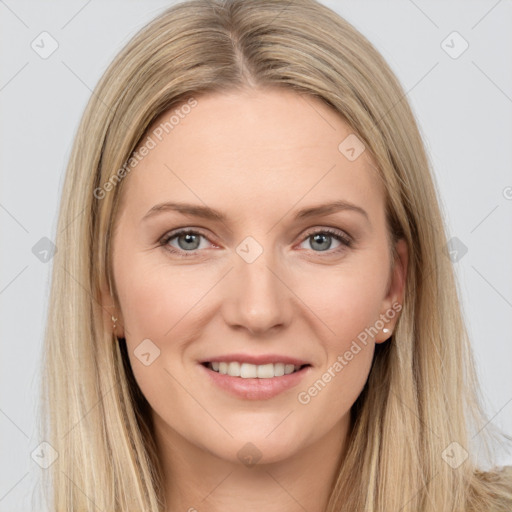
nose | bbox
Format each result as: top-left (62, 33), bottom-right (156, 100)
top-left (222, 246), bottom-right (292, 336)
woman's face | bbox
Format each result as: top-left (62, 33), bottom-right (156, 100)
top-left (106, 87), bottom-right (407, 465)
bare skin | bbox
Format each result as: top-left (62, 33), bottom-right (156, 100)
top-left (101, 87), bottom-right (408, 512)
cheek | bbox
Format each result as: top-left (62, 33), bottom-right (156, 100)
top-left (113, 253), bottom-right (205, 421)
top-left (114, 246), bottom-right (206, 340)
top-left (299, 260), bottom-right (389, 343)
top-left (292, 258), bottom-right (388, 408)
top-left (113, 249), bottom-right (215, 387)
top-left (296, 280), bottom-right (379, 418)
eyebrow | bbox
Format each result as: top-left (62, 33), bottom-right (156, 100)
top-left (142, 200), bottom-right (370, 225)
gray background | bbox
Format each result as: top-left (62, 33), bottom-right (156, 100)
top-left (1, 0), bottom-right (511, 510)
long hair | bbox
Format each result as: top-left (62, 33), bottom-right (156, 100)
top-left (39, 0), bottom-right (512, 510)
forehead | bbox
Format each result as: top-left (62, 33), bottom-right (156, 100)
top-left (119, 88), bottom-right (385, 224)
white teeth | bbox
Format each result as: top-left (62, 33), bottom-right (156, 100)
top-left (240, 363), bottom-right (257, 378)
top-left (228, 361), bottom-right (241, 377)
top-left (274, 363), bottom-right (285, 377)
top-left (257, 363), bottom-right (274, 379)
top-left (284, 364), bottom-right (295, 375)
top-left (207, 361), bottom-right (304, 378)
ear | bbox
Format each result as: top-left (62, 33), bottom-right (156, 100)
top-left (375, 238), bottom-right (408, 344)
top-left (99, 278), bottom-right (125, 339)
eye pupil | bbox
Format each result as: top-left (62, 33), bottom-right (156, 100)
top-left (178, 233), bottom-right (200, 250)
top-left (311, 233), bottom-right (332, 251)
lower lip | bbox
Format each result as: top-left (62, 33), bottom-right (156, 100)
top-left (199, 363), bottom-right (311, 400)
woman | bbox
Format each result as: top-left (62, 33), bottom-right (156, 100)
top-left (40, 0), bottom-right (512, 510)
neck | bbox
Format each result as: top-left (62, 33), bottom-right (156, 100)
top-left (152, 413), bottom-right (351, 512)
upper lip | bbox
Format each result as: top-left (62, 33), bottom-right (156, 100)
top-left (200, 353), bottom-right (311, 367)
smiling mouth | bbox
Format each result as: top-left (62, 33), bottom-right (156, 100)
top-left (202, 361), bottom-right (310, 378)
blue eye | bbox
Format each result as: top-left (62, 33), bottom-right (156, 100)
top-left (299, 228), bottom-right (352, 253)
top-left (160, 229), bottom-right (209, 256)
top-left (159, 227), bottom-right (352, 258)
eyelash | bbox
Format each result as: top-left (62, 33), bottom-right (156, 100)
top-left (159, 227), bottom-right (353, 258)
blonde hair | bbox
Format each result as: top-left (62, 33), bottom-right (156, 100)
top-left (39, 0), bottom-right (512, 510)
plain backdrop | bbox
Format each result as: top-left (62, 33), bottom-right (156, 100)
top-left (1, 1), bottom-right (511, 510)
